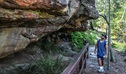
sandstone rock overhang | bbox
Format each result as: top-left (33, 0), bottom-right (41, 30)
top-left (0, 0), bottom-right (99, 58)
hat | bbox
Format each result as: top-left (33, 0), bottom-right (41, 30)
top-left (102, 34), bottom-right (107, 39)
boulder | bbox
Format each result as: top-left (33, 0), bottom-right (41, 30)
top-left (0, 0), bottom-right (99, 58)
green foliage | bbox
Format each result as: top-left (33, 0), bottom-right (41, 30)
top-left (17, 37), bottom-right (68, 74)
top-left (18, 54), bottom-right (64, 74)
top-left (95, 0), bottom-right (126, 51)
top-left (70, 32), bottom-right (84, 51)
top-left (112, 41), bottom-right (126, 51)
top-left (35, 54), bottom-right (63, 74)
top-left (70, 30), bottom-right (99, 51)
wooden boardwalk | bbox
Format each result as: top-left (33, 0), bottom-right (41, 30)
top-left (83, 46), bottom-right (109, 74)
top-left (83, 46), bottom-right (100, 73)
top-left (62, 45), bottom-right (126, 74)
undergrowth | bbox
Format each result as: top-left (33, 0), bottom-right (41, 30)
top-left (18, 53), bottom-right (65, 74)
top-left (70, 30), bottom-right (100, 51)
top-left (16, 36), bottom-right (68, 74)
top-left (112, 41), bottom-right (126, 51)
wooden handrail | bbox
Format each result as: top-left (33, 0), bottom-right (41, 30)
top-left (61, 43), bottom-right (89, 74)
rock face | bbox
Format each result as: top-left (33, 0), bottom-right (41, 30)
top-left (0, 0), bottom-right (99, 58)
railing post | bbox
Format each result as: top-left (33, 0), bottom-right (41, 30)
top-left (84, 52), bottom-right (86, 69)
top-left (79, 57), bottom-right (82, 70)
top-left (87, 45), bottom-right (89, 59)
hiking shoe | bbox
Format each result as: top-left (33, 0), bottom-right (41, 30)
top-left (98, 68), bottom-right (104, 73)
top-left (98, 68), bottom-right (101, 72)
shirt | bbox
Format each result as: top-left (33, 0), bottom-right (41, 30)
top-left (97, 39), bottom-right (106, 56)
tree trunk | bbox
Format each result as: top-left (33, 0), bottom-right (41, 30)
top-left (99, 0), bottom-right (117, 70)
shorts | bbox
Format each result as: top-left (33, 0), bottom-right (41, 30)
top-left (97, 55), bottom-right (104, 60)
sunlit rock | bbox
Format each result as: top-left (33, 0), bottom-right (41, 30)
top-left (0, 0), bottom-right (99, 58)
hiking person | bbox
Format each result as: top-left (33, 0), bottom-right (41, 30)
top-left (94, 34), bottom-right (108, 72)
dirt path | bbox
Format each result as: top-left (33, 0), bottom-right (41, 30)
top-left (84, 46), bottom-right (126, 74)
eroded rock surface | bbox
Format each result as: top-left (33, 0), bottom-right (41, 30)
top-left (0, 0), bottom-right (99, 58)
